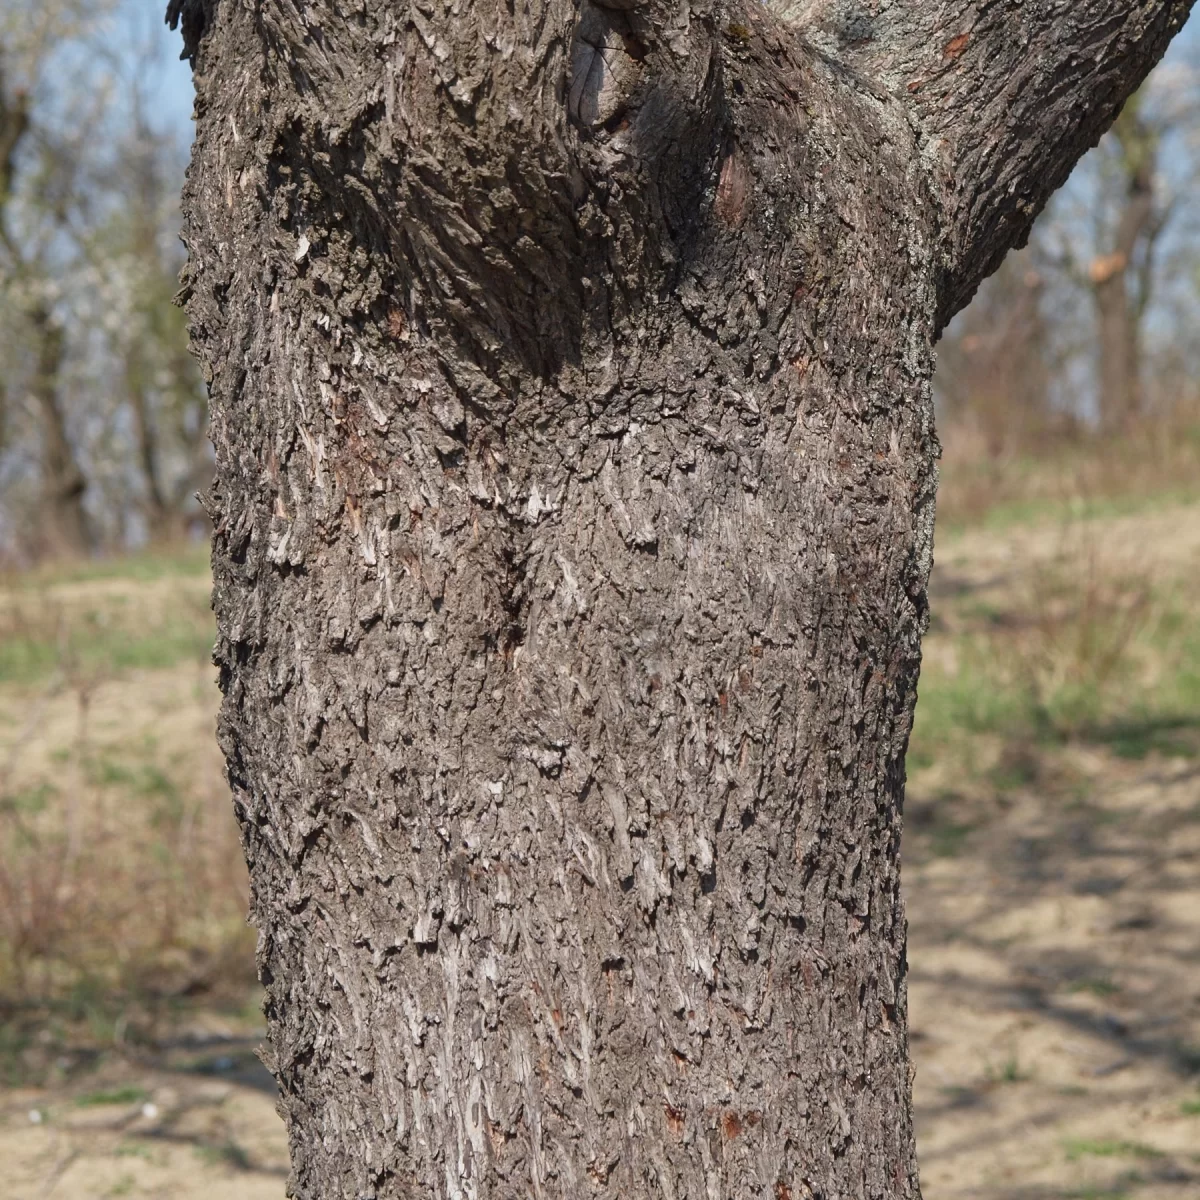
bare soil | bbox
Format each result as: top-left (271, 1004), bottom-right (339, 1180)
top-left (908, 746), bottom-right (1200, 1200)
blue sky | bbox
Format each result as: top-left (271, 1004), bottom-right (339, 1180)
top-left (127, 1), bottom-right (195, 138)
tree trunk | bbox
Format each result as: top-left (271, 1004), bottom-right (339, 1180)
top-left (30, 303), bottom-right (90, 558)
top-left (172, 0), bottom-right (1192, 1195)
top-left (1090, 110), bottom-right (1157, 430)
top-left (1094, 263), bottom-right (1143, 430)
top-left (3, 72), bottom-right (90, 559)
top-left (123, 127), bottom-right (176, 546)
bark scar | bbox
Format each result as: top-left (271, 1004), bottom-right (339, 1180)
top-left (716, 144), bottom-right (750, 227)
top-left (942, 33), bottom-right (970, 61)
top-left (569, 2), bottom-right (646, 129)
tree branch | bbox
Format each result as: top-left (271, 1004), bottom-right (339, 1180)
top-left (779, 0), bottom-right (1195, 331)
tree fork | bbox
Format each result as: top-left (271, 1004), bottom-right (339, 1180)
top-left (172, 1), bottom-right (1193, 1196)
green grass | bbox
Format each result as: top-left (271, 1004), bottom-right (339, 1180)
top-left (1064, 1138), bottom-right (1163, 1162)
top-left (1067, 977), bottom-right (1121, 998)
top-left (938, 484), bottom-right (1200, 538)
top-left (76, 1085), bottom-right (150, 1108)
top-left (115, 1143), bottom-right (156, 1160)
top-left (1181, 1096), bottom-right (1200, 1116)
top-left (194, 1140), bottom-right (253, 1170)
top-left (985, 1053), bottom-right (1031, 1084)
top-left (3, 781), bottom-right (59, 817)
top-left (0, 621), bottom-right (213, 685)
top-left (1175, 1043), bottom-right (1200, 1074)
top-left (986, 745), bottom-right (1043, 792)
top-left (936, 422), bottom-right (1200, 535)
top-left (929, 821), bottom-right (975, 858)
top-left (88, 756), bottom-right (180, 804)
top-left (911, 654), bottom-right (1030, 747)
top-left (0, 1021), bottom-right (32, 1087)
top-left (0, 543), bottom-right (213, 684)
top-left (0, 544), bottom-right (210, 591)
top-left (1098, 715), bottom-right (1200, 760)
top-left (909, 585), bottom-right (1200, 774)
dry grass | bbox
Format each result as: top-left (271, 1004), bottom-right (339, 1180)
top-left (936, 414), bottom-right (1200, 533)
top-left (914, 502), bottom-right (1200, 774)
top-left (906, 438), bottom-right (1200, 1200)
top-left (0, 551), bottom-right (255, 1080)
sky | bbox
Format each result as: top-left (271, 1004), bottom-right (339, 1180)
top-left (125, 0), bottom-right (195, 139)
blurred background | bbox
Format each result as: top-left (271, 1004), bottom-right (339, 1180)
top-left (0, 2), bottom-right (1198, 1197)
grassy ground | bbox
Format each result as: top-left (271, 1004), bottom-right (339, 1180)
top-left (0, 547), bottom-right (281, 1195)
top-left (908, 498), bottom-right (1200, 1200)
top-left (935, 419), bottom-right (1200, 535)
top-left (0, 447), bottom-right (1198, 1198)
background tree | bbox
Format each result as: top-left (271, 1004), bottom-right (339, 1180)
top-left (172, 1), bottom-right (1190, 1197)
top-left (934, 251), bottom-right (1055, 456)
top-left (0, 0), bottom-right (206, 561)
top-left (0, 16), bottom-right (94, 557)
top-left (1086, 101), bottom-right (1163, 429)
top-left (942, 50), bottom-right (1200, 443)
top-left (93, 72), bottom-right (209, 543)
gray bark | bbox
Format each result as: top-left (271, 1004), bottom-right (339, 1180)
top-left (171, 1), bottom-right (1192, 1196)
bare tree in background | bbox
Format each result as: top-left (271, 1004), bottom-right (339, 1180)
top-left (0, 0), bottom-right (207, 559)
top-left (1076, 99), bottom-right (1168, 430)
top-left (1041, 83), bottom-right (1194, 430)
top-left (936, 250), bottom-right (1054, 455)
top-left (0, 44), bottom-right (91, 556)
top-left (936, 47), bottom-right (1200, 447)
top-left (103, 84), bottom-right (209, 543)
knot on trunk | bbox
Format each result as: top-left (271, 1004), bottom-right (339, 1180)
top-left (569, 2), bottom-right (648, 129)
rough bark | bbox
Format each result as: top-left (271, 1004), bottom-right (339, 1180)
top-left (783, 0), bottom-right (1190, 326)
top-left (171, 1), bottom-right (1192, 1197)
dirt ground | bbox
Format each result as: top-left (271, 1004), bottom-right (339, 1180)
top-left (907, 503), bottom-right (1200, 1200)
top-left (907, 747), bottom-right (1200, 1200)
top-left (0, 505), bottom-right (1197, 1199)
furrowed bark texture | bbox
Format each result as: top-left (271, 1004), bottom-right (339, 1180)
top-left (779, 0), bottom-right (1193, 325)
top-left (173, 1), bottom-right (1190, 1196)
